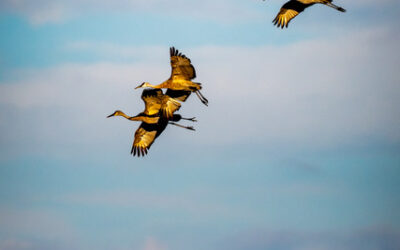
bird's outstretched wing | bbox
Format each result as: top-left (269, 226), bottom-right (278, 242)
top-left (273, 0), bottom-right (307, 28)
top-left (141, 88), bottom-right (163, 116)
top-left (165, 89), bottom-right (192, 102)
top-left (160, 89), bottom-right (192, 118)
top-left (170, 47), bottom-right (196, 81)
top-left (131, 123), bottom-right (158, 157)
top-left (131, 121), bottom-right (169, 157)
top-left (161, 95), bottom-right (181, 119)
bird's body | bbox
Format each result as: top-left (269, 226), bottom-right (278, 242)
top-left (146, 79), bottom-right (201, 92)
top-left (135, 47), bottom-right (208, 114)
top-left (140, 85), bottom-right (182, 119)
top-left (271, 0), bottom-right (346, 28)
top-left (107, 88), bottom-right (196, 157)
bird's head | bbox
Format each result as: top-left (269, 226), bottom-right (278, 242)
top-left (135, 82), bottom-right (151, 89)
top-left (107, 110), bottom-right (124, 118)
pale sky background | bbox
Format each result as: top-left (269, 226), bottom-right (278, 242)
top-left (0, 1), bottom-right (400, 250)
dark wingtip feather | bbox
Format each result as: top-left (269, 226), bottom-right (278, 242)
top-left (131, 144), bottom-right (150, 157)
top-left (170, 47), bottom-right (188, 59)
top-left (272, 17), bottom-right (282, 28)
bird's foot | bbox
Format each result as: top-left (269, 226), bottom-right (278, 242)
top-left (184, 117), bottom-right (197, 122)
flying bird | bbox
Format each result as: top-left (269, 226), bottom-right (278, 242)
top-left (107, 89), bottom-right (196, 157)
top-left (135, 47), bottom-right (208, 113)
top-left (270, 0), bottom-right (346, 28)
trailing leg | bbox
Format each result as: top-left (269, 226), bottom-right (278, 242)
top-left (195, 91), bottom-right (208, 106)
top-left (169, 122), bottom-right (195, 131)
top-left (197, 90), bottom-right (208, 105)
top-left (181, 117), bottom-right (197, 122)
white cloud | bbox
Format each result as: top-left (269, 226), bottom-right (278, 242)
top-left (0, 0), bottom-right (262, 25)
top-left (58, 189), bottom-right (234, 218)
top-left (0, 0), bottom-right (68, 25)
top-left (0, 207), bottom-right (79, 249)
top-left (0, 0), bottom-right (398, 25)
top-left (66, 42), bottom-right (168, 62)
top-left (0, 27), bottom-right (399, 157)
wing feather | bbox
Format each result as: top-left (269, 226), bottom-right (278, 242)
top-left (130, 121), bottom-right (169, 157)
top-left (131, 125), bottom-right (157, 157)
top-left (273, 0), bottom-right (309, 28)
top-left (273, 8), bottom-right (300, 28)
top-left (170, 47), bottom-right (196, 81)
top-left (160, 89), bottom-right (193, 118)
top-left (161, 95), bottom-right (181, 119)
top-left (141, 88), bottom-right (163, 116)
top-left (165, 89), bottom-right (192, 102)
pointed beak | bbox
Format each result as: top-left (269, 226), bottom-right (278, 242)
top-left (135, 83), bottom-right (144, 89)
top-left (326, 2), bottom-right (346, 12)
top-left (107, 113), bottom-right (114, 118)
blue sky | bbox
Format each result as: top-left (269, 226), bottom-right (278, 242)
top-left (0, 1), bottom-right (400, 249)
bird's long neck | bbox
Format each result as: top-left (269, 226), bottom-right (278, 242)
top-left (127, 116), bottom-right (143, 121)
top-left (116, 112), bottom-right (131, 120)
top-left (148, 81), bottom-right (170, 89)
top-left (129, 114), bottom-right (160, 124)
top-left (298, 0), bottom-right (318, 5)
top-left (115, 112), bottom-right (143, 122)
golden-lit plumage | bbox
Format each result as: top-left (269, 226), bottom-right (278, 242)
top-left (141, 88), bottom-right (163, 116)
top-left (271, 0), bottom-right (346, 28)
top-left (135, 47), bottom-right (208, 113)
top-left (142, 86), bottom-right (181, 119)
top-left (107, 89), bottom-right (196, 157)
top-left (131, 122), bottom-right (161, 157)
top-left (170, 47), bottom-right (197, 82)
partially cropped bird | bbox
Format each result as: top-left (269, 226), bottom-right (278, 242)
top-left (135, 47), bottom-right (208, 113)
top-left (107, 89), bottom-right (196, 157)
top-left (269, 0), bottom-right (346, 28)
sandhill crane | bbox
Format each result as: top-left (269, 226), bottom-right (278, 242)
top-left (107, 89), bottom-right (196, 157)
top-left (268, 0), bottom-right (346, 28)
top-left (134, 47), bottom-right (208, 112)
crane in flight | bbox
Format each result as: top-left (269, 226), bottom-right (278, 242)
top-left (265, 0), bottom-right (346, 28)
top-left (107, 88), bottom-right (196, 157)
top-left (135, 47), bottom-right (208, 115)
